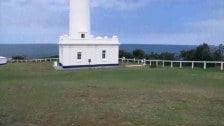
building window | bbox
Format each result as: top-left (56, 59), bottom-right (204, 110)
top-left (102, 50), bottom-right (106, 59)
top-left (81, 34), bottom-right (85, 38)
top-left (77, 52), bottom-right (82, 60)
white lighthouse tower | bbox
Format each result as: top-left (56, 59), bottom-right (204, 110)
top-left (59, 0), bottom-right (119, 68)
top-left (69, 0), bottom-right (90, 39)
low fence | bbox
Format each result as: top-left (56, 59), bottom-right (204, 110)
top-left (119, 58), bottom-right (224, 71)
top-left (8, 57), bottom-right (224, 71)
top-left (9, 58), bottom-right (59, 63)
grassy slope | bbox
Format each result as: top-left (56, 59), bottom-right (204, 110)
top-left (0, 63), bottom-right (224, 126)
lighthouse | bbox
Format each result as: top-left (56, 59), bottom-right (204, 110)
top-left (69, 0), bottom-right (90, 39)
top-left (59, 0), bottom-right (120, 69)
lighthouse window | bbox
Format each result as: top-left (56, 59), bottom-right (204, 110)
top-left (102, 50), bottom-right (106, 59)
top-left (77, 52), bottom-right (82, 60)
top-left (81, 34), bottom-right (85, 38)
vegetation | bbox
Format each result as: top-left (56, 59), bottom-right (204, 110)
top-left (48, 55), bottom-right (59, 58)
top-left (119, 49), bottom-right (176, 60)
top-left (12, 56), bottom-right (29, 60)
top-left (0, 63), bottom-right (224, 126)
top-left (180, 43), bottom-right (224, 61)
top-left (119, 50), bottom-right (134, 59)
top-left (120, 43), bottom-right (224, 61)
top-left (133, 49), bottom-right (145, 59)
top-left (213, 44), bottom-right (224, 61)
top-left (146, 52), bottom-right (176, 60)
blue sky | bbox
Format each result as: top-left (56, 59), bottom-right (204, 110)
top-left (0, 0), bottom-right (224, 45)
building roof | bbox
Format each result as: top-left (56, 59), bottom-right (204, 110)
top-left (59, 35), bottom-right (119, 45)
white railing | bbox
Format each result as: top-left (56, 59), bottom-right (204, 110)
top-left (8, 57), bottom-right (224, 71)
top-left (119, 58), bottom-right (224, 71)
top-left (9, 58), bottom-right (59, 63)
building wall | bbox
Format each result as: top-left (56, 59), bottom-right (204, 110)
top-left (0, 57), bottom-right (7, 65)
top-left (59, 44), bottom-right (119, 67)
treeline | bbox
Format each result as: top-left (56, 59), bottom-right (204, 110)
top-left (180, 43), bottom-right (224, 61)
top-left (120, 43), bottom-right (224, 61)
top-left (120, 49), bottom-right (176, 60)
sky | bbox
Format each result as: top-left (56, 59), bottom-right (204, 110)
top-left (0, 0), bottom-right (224, 45)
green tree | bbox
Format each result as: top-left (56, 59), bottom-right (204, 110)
top-left (180, 49), bottom-right (196, 61)
top-left (213, 49), bottom-right (222, 61)
top-left (119, 50), bottom-right (133, 59)
top-left (219, 44), bottom-right (224, 60)
top-left (12, 56), bottom-right (28, 60)
top-left (145, 53), bottom-right (160, 60)
top-left (213, 44), bottom-right (224, 61)
top-left (194, 43), bottom-right (213, 61)
top-left (159, 52), bottom-right (175, 60)
top-left (133, 49), bottom-right (145, 59)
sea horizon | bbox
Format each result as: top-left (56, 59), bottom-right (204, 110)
top-left (0, 43), bottom-right (210, 46)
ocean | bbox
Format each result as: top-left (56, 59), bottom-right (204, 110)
top-left (0, 44), bottom-right (196, 58)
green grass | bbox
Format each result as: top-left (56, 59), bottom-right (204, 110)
top-left (0, 63), bottom-right (224, 126)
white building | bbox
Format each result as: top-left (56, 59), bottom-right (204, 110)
top-left (0, 56), bottom-right (7, 65)
top-left (59, 0), bottom-right (119, 69)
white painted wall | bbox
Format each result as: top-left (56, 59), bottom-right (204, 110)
top-left (59, 43), bottom-right (119, 67)
top-left (0, 56), bottom-right (7, 65)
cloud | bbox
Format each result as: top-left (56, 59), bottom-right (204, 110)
top-left (129, 17), bottom-right (224, 45)
top-left (2, 0), bottom-right (147, 11)
top-left (91, 0), bottom-right (151, 10)
top-left (189, 18), bottom-right (224, 44)
top-left (91, 0), bottom-right (190, 10)
top-left (2, 0), bottom-right (223, 11)
top-left (1, 0), bottom-right (224, 44)
top-left (0, 0), bottom-right (69, 43)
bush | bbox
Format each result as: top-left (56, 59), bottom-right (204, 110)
top-left (133, 49), bottom-right (145, 59)
top-left (12, 56), bottom-right (28, 60)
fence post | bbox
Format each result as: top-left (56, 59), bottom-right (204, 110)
top-left (204, 61), bottom-right (207, 70)
top-left (122, 57), bottom-right (125, 63)
top-left (192, 62), bottom-right (194, 69)
top-left (143, 59), bottom-right (146, 66)
top-left (163, 61), bottom-right (165, 67)
top-left (180, 62), bottom-right (182, 69)
top-left (156, 61), bottom-right (158, 67)
top-left (150, 61), bottom-right (152, 66)
top-left (221, 63), bottom-right (223, 71)
top-left (171, 61), bottom-right (173, 68)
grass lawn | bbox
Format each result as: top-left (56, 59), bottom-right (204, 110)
top-left (0, 63), bottom-right (224, 126)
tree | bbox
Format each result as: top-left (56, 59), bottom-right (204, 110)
top-left (119, 50), bottom-right (133, 59)
top-left (145, 53), bottom-right (160, 60)
top-left (213, 49), bottom-right (222, 61)
top-left (12, 56), bottom-right (28, 60)
top-left (159, 52), bottom-right (175, 60)
top-left (180, 49), bottom-right (196, 61)
top-left (213, 44), bottom-right (224, 61)
top-left (219, 44), bottom-right (224, 60)
top-left (180, 43), bottom-right (214, 61)
top-left (194, 43), bottom-right (213, 61)
top-left (132, 49), bottom-right (145, 59)
top-left (179, 43), bottom-right (224, 61)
